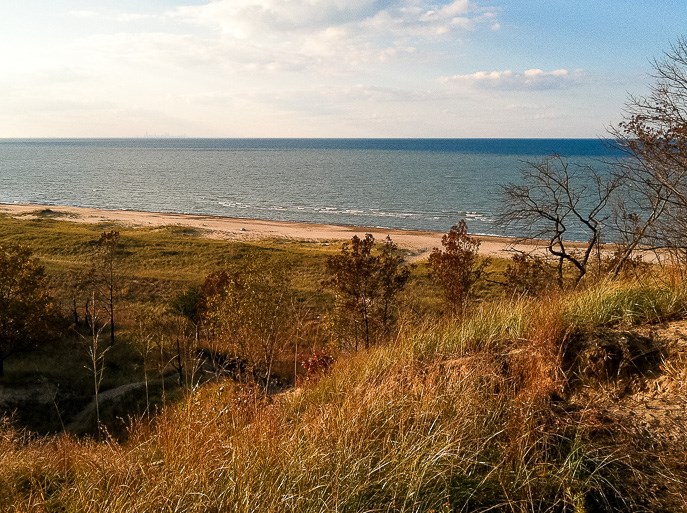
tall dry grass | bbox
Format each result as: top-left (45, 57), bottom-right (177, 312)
top-left (1, 279), bottom-right (686, 511)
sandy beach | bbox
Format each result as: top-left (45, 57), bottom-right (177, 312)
top-left (0, 203), bottom-right (547, 261)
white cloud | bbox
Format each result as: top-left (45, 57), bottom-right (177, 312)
top-left (167, 0), bottom-right (498, 71)
top-left (170, 0), bottom-right (386, 36)
top-left (52, 2), bottom-right (502, 85)
top-left (1, 0), bottom-right (619, 137)
top-left (441, 68), bottom-right (587, 90)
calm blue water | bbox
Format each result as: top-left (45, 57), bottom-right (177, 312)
top-left (0, 139), bottom-right (621, 237)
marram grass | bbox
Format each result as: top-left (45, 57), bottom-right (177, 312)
top-left (564, 279), bottom-right (687, 330)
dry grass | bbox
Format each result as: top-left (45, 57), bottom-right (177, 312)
top-left (2, 278), bottom-right (685, 512)
top-left (1, 214), bottom-right (686, 511)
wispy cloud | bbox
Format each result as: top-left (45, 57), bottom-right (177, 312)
top-left (441, 68), bottom-right (587, 90)
top-left (336, 84), bottom-right (434, 102)
top-left (68, 9), bottom-right (155, 23)
top-left (115, 13), bottom-right (157, 23)
top-left (169, 0), bottom-right (493, 35)
top-left (58, 2), bottom-right (502, 79)
top-left (167, 0), bottom-right (499, 71)
top-left (1, 0), bottom-right (626, 137)
top-left (171, 0), bottom-right (384, 34)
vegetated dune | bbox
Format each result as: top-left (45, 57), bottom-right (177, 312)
top-left (0, 204), bottom-right (681, 511)
top-left (1, 280), bottom-right (686, 512)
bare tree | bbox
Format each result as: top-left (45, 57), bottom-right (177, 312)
top-left (499, 156), bottom-right (622, 288)
top-left (610, 37), bottom-right (687, 268)
top-left (89, 230), bottom-right (122, 346)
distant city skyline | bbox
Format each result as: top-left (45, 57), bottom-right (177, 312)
top-left (1, 1), bottom-right (684, 138)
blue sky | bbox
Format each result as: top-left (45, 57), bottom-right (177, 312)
top-left (0, 0), bottom-right (684, 138)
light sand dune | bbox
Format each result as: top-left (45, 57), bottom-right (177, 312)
top-left (0, 203), bottom-right (549, 261)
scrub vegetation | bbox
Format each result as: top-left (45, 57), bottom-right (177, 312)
top-left (2, 37), bottom-right (687, 513)
top-left (1, 211), bottom-right (686, 512)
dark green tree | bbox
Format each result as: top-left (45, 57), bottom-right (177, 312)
top-left (377, 236), bottom-right (412, 329)
top-left (0, 244), bottom-right (57, 377)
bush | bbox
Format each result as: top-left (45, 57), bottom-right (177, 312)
top-left (0, 243), bottom-right (60, 377)
top-left (201, 261), bottom-right (296, 390)
top-left (428, 220), bottom-right (489, 313)
top-left (504, 252), bottom-right (557, 297)
top-left (324, 234), bottom-right (410, 350)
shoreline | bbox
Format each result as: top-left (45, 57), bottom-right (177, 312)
top-left (0, 202), bottom-right (547, 260)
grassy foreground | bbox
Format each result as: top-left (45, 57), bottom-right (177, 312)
top-left (1, 214), bottom-right (687, 512)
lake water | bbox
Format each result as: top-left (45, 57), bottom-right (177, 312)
top-left (0, 138), bottom-right (621, 237)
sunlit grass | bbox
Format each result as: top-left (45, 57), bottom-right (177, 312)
top-left (1, 215), bottom-right (686, 511)
top-left (3, 278), bottom-right (684, 510)
top-left (564, 278), bottom-right (687, 330)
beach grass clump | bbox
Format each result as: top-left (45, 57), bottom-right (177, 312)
top-left (564, 279), bottom-right (687, 330)
top-left (0, 367), bottom-right (669, 510)
top-left (0, 356), bottom-right (569, 511)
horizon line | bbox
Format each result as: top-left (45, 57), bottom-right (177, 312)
top-left (0, 136), bottom-right (614, 140)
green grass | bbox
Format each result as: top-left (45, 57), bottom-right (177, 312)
top-left (564, 279), bottom-right (687, 330)
top-left (0, 213), bottom-right (330, 283)
top-left (0, 214), bottom-right (336, 434)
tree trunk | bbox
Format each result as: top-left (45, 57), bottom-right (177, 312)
top-left (72, 297), bottom-right (79, 326)
top-left (363, 309), bottom-right (370, 349)
top-left (109, 278), bottom-right (115, 346)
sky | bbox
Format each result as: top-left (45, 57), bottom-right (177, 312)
top-left (0, 0), bottom-right (685, 138)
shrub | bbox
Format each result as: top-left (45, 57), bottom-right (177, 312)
top-left (324, 234), bottom-right (410, 350)
top-left (0, 243), bottom-right (60, 377)
top-left (428, 220), bottom-right (489, 313)
top-left (504, 252), bottom-right (557, 297)
top-left (201, 262), bottom-right (296, 391)
top-left (301, 351), bottom-right (335, 381)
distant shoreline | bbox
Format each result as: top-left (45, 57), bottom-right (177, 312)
top-left (0, 203), bottom-right (551, 261)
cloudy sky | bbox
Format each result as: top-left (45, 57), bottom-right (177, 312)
top-left (1, 0), bottom-right (684, 138)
